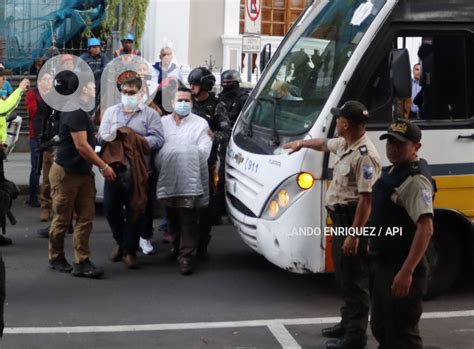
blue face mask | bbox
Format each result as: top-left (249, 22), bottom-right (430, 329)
top-left (174, 101), bottom-right (192, 117)
top-left (121, 94), bottom-right (139, 111)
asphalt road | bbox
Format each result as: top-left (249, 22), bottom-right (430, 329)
top-left (0, 198), bottom-right (473, 348)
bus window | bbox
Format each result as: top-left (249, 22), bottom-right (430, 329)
top-left (360, 33), bottom-right (474, 124)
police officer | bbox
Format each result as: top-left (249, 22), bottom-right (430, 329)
top-left (283, 101), bottom-right (381, 349)
top-left (215, 69), bottom-right (248, 217)
top-left (217, 69), bottom-right (248, 127)
top-left (188, 67), bottom-right (220, 258)
top-left (369, 120), bottom-right (434, 349)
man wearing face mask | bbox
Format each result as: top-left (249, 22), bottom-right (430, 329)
top-left (99, 77), bottom-right (164, 269)
top-left (157, 86), bottom-right (212, 275)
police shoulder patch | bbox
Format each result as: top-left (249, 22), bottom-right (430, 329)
top-left (358, 145), bottom-right (368, 155)
top-left (363, 164), bottom-right (374, 180)
top-left (421, 188), bottom-right (432, 205)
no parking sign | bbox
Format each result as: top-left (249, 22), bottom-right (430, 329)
top-left (245, 0), bottom-right (262, 34)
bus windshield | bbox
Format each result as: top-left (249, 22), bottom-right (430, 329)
top-left (234, 0), bottom-right (387, 154)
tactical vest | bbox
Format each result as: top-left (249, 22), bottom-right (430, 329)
top-left (369, 159), bottom-right (435, 263)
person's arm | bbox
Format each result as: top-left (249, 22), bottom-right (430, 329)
top-left (99, 54), bottom-right (109, 74)
top-left (144, 111), bottom-right (165, 150)
top-left (392, 214), bottom-right (433, 297)
top-left (283, 138), bottom-right (331, 154)
top-left (342, 193), bottom-right (371, 256)
top-left (0, 89), bottom-right (23, 116)
top-left (197, 126), bottom-right (212, 160)
top-left (391, 174), bottom-right (434, 297)
top-left (176, 69), bottom-right (184, 84)
top-left (343, 154), bottom-right (381, 256)
top-left (98, 107), bottom-right (116, 142)
top-left (70, 131), bottom-right (116, 181)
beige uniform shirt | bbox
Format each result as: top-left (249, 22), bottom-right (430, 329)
top-left (326, 133), bottom-right (381, 206)
top-left (390, 171), bottom-right (434, 223)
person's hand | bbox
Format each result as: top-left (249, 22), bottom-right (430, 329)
top-left (342, 236), bottom-right (359, 256)
top-left (282, 140), bottom-right (303, 155)
top-left (0, 143), bottom-right (6, 151)
top-left (101, 165), bottom-right (116, 182)
top-left (392, 268), bottom-right (413, 298)
top-left (207, 129), bottom-right (215, 140)
top-left (19, 79), bottom-right (30, 92)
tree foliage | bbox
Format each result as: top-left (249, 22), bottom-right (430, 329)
top-left (102, 0), bottom-right (149, 44)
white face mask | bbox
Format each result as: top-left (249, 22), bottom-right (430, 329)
top-left (174, 101), bottom-right (192, 117)
top-left (121, 94), bottom-right (139, 111)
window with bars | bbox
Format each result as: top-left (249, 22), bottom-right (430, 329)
top-left (239, 0), bottom-right (311, 36)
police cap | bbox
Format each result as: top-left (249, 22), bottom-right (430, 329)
top-left (331, 100), bottom-right (369, 124)
top-left (380, 119), bottom-right (422, 143)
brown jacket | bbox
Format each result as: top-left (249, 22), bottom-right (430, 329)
top-left (101, 127), bottom-right (150, 219)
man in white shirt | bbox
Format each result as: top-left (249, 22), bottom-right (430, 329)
top-left (159, 86), bottom-right (212, 275)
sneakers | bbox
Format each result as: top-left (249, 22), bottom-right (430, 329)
top-left (0, 235), bottom-right (12, 246)
top-left (37, 227), bottom-right (50, 238)
top-left (139, 237), bottom-right (155, 255)
top-left (49, 257), bottom-right (73, 273)
top-left (71, 259), bottom-right (104, 279)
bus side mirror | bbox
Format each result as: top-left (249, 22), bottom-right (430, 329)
top-left (389, 48), bottom-right (411, 98)
top-left (260, 43), bottom-right (272, 73)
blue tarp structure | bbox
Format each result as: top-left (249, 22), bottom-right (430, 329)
top-left (1, 0), bottom-right (106, 72)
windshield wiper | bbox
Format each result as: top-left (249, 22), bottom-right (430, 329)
top-left (245, 95), bottom-right (281, 146)
top-left (259, 96), bottom-right (281, 146)
top-left (245, 95), bottom-right (259, 138)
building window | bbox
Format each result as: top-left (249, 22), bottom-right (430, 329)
top-left (239, 0), bottom-right (311, 36)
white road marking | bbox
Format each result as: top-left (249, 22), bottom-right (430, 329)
top-left (4, 309), bottom-right (474, 349)
top-left (267, 322), bottom-right (301, 349)
top-left (421, 310), bottom-right (474, 319)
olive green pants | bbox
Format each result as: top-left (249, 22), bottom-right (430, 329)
top-left (370, 262), bottom-right (425, 349)
top-left (332, 234), bottom-right (370, 343)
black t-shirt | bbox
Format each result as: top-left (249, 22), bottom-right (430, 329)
top-left (55, 109), bottom-right (96, 175)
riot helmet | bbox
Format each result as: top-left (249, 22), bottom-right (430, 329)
top-left (188, 67), bottom-right (216, 92)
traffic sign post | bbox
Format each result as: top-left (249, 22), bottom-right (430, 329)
top-left (244, 0), bottom-right (262, 82)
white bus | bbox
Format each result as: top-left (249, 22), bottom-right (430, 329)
top-left (225, 0), bottom-right (474, 297)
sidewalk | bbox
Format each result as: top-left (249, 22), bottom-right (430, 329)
top-left (3, 152), bottom-right (31, 193)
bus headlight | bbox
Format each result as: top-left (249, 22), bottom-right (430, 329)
top-left (277, 190), bottom-right (290, 207)
top-left (269, 200), bottom-right (280, 218)
top-left (262, 172), bottom-right (315, 220)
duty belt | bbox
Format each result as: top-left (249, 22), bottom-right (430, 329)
top-left (326, 201), bottom-right (358, 228)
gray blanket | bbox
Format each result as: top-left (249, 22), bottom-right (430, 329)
top-left (155, 143), bottom-right (209, 208)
